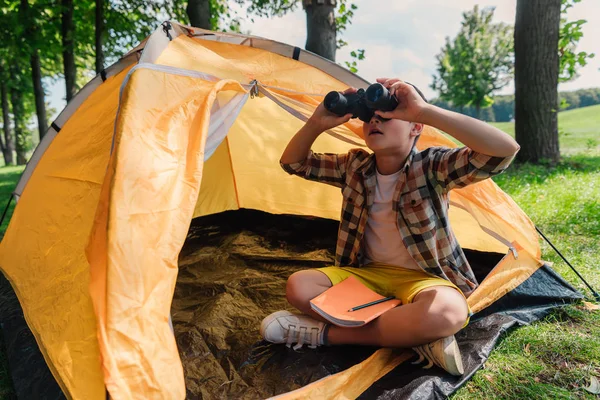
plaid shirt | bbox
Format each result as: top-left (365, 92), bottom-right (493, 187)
top-left (281, 145), bottom-right (516, 296)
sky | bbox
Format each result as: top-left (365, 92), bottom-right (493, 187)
top-left (48, 0), bottom-right (600, 111)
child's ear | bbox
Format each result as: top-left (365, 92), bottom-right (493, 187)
top-left (411, 123), bottom-right (423, 136)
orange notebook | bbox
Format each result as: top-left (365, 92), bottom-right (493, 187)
top-left (309, 276), bottom-right (401, 327)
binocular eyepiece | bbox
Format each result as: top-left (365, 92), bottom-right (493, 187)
top-left (324, 83), bottom-right (399, 122)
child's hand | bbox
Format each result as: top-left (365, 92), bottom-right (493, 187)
top-left (307, 88), bottom-right (356, 132)
top-left (374, 78), bottom-right (429, 123)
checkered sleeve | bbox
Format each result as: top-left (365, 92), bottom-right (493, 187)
top-left (428, 146), bottom-right (517, 192)
top-left (280, 151), bottom-right (350, 188)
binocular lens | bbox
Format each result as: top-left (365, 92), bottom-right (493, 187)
top-left (366, 84), bottom-right (385, 103)
top-left (324, 91), bottom-right (347, 115)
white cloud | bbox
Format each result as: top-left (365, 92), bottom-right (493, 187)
top-left (253, 0), bottom-right (599, 96)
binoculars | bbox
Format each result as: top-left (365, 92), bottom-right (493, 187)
top-left (324, 83), bottom-right (398, 122)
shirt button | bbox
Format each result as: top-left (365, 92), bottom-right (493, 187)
top-left (411, 199), bottom-right (416, 205)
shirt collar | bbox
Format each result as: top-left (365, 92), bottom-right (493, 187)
top-left (359, 145), bottom-right (418, 177)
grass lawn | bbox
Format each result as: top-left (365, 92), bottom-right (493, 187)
top-left (0, 105), bottom-right (598, 398)
top-left (453, 155), bottom-right (600, 399)
top-left (491, 104), bottom-right (600, 156)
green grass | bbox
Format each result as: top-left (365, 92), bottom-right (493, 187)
top-left (491, 104), bottom-right (600, 156)
top-left (452, 156), bottom-right (600, 399)
top-left (0, 166), bottom-right (22, 241)
top-left (0, 105), bottom-right (598, 399)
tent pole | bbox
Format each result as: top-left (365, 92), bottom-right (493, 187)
top-left (536, 226), bottom-right (600, 302)
top-left (0, 193), bottom-right (14, 228)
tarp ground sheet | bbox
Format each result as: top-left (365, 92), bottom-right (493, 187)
top-left (0, 209), bottom-right (582, 399)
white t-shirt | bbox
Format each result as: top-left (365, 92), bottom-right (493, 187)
top-left (362, 169), bottom-right (421, 270)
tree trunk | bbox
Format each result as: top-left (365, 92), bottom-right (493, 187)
top-left (62, 0), bottom-right (76, 102)
top-left (95, 0), bottom-right (105, 73)
top-left (0, 125), bottom-right (5, 164)
top-left (31, 49), bottom-right (48, 141)
top-left (10, 87), bottom-right (27, 166)
top-left (187, 0), bottom-right (211, 29)
top-left (19, 0), bottom-right (48, 142)
top-left (0, 80), bottom-right (13, 166)
top-left (514, 0), bottom-right (561, 164)
top-left (475, 105), bottom-right (482, 120)
top-left (303, 0), bottom-right (337, 61)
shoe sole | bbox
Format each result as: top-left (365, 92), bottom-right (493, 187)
top-left (443, 336), bottom-right (464, 375)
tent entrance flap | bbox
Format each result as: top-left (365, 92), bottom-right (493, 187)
top-left (86, 67), bottom-right (248, 399)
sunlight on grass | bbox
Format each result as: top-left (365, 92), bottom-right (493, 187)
top-left (491, 104), bottom-right (600, 156)
top-left (0, 166), bottom-right (23, 240)
top-left (453, 155), bottom-right (600, 399)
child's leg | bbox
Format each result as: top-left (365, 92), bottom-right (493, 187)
top-left (285, 270), bottom-right (333, 322)
top-left (327, 285), bottom-right (468, 348)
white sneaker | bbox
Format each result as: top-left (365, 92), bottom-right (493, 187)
top-left (412, 335), bottom-right (464, 376)
top-left (260, 310), bottom-right (327, 350)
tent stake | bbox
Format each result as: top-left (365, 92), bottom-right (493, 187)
top-left (536, 226), bottom-right (600, 302)
top-left (0, 194), bottom-right (14, 228)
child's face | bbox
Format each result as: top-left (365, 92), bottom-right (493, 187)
top-left (362, 116), bottom-right (419, 153)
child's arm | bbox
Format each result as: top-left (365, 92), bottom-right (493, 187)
top-left (375, 78), bottom-right (520, 191)
top-left (375, 79), bottom-right (520, 157)
top-left (280, 89), bottom-right (356, 187)
top-left (281, 89), bottom-right (356, 164)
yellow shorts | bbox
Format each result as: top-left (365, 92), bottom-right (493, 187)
top-left (318, 262), bottom-right (471, 327)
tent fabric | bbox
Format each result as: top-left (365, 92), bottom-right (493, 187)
top-left (0, 210), bottom-right (581, 399)
top-left (87, 68), bottom-right (247, 398)
top-left (0, 64), bottom-right (134, 399)
top-left (0, 20), bottom-right (574, 399)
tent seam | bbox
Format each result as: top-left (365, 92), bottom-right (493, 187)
top-left (225, 136), bottom-right (241, 208)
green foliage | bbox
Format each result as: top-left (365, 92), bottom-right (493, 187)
top-left (431, 6), bottom-right (513, 117)
top-left (559, 0), bottom-right (595, 83)
top-left (335, 0), bottom-right (364, 73)
top-left (344, 48), bottom-right (365, 73)
top-left (240, 0), bottom-right (297, 18)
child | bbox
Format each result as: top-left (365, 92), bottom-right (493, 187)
top-left (260, 78), bottom-right (519, 375)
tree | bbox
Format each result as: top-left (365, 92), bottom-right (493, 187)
top-left (431, 6), bottom-right (513, 120)
top-left (95, 0), bottom-right (104, 73)
top-left (187, 0), bottom-right (211, 29)
top-left (0, 65), bottom-right (15, 166)
top-left (61, 0), bottom-right (76, 102)
top-left (514, 0), bottom-right (561, 163)
top-left (0, 83), bottom-right (12, 165)
top-left (18, 0), bottom-right (49, 141)
top-left (9, 64), bottom-right (29, 165)
top-left (303, 0), bottom-right (336, 61)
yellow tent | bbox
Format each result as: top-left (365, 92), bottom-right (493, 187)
top-left (0, 21), bottom-right (572, 399)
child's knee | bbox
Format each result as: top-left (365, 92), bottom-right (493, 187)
top-left (414, 287), bottom-right (468, 337)
top-left (285, 270), bottom-right (330, 309)
top-left (437, 304), bottom-right (468, 336)
top-left (285, 271), bottom-right (310, 307)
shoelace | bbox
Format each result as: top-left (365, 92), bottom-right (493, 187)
top-left (285, 324), bottom-right (320, 350)
top-left (412, 343), bottom-right (437, 369)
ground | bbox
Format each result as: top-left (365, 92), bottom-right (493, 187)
top-left (0, 105), bottom-right (598, 398)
